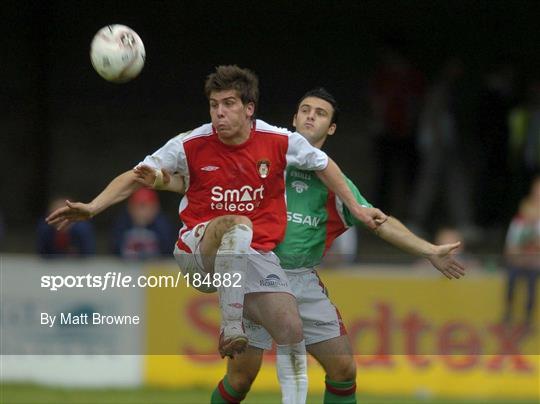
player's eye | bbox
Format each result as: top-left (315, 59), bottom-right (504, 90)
top-left (317, 110), bottom-right (327, 117)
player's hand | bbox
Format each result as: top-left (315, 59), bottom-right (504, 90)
top-left (46, 200), bottom-right (95, 230)
top-left (352, 206), bottom-right (388, 230)
top-left (133, 165), bottom-right (170, 189)
top-left (427, 242), bottom-right (466, 279)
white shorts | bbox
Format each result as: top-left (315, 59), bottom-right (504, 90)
top-left (173, 221), bottom-right (293, 295)
top-left (245, 268), bottom-right (347, 349)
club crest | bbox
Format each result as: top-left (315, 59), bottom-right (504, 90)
top-left (257, 159), bottom-right (270, 178)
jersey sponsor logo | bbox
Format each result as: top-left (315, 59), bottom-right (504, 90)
top-left (287, 211), bottom-right (321, 227)
top-left (259, 273), bottom-right (288, 287)
top-left (290, 170), bottom-right (312, 180)
top-left (201, 165), bottom-right (220, 171)
top-left (210, 185), bottom-right (264, 212)
top-left (291, 180), bottom-right (309, 193)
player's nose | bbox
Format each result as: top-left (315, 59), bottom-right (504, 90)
top-left (216, 104), bottom-right (226, 117)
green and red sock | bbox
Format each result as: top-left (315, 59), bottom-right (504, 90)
top-left (211, 375), bottom-right (245, 404)
top-left (324, 376), bottom-right (357, 403)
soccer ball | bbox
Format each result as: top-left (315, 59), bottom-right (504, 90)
top-left (90, 25), bottom-right (145, 83)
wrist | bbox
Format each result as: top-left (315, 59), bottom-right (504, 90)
top-left (87, 202), bottom-right (99, 218)
top-left (351, 204), bottom-right (365, 215)
top-left (423, 244), bottom-right (437, 258)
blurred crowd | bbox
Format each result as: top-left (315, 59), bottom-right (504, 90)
top-left (0, 41), bottom-right (536, 262)
top-left (368, 45), bottom-right (538, 241)
top-left (0, 41), bottom-right (536, 326)
top-left (35, 188), bottom-right (175, 261)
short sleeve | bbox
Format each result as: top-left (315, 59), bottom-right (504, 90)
top-left (136, 132), bottom-right (188, 175)
top-left (286, 132), bottom-right (329, 171)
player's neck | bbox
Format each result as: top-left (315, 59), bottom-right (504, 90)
top-left (312, 138), bottom-right (325, 149)
top-left (218, 121), bottom-right (252, 145)
top-left (305, 134), bottom-right (326, 150)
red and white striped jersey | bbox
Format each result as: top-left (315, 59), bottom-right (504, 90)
top-left (139, 119), bottom-right (328, 251)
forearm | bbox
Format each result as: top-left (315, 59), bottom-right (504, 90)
top-left (316, 158), bottom-right (360, 211)
top-left (161, 174), bottom-right (185, 194)
top-left (89, 171), bottom-right (142, 216)
top-left (377, 216), bottom-right (436, 258)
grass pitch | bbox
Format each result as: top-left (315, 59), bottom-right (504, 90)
top-left (1, 384), bottom-right (539, 404)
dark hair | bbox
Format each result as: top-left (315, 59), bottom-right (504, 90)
top-left (297, 87), bottom-right (339, 124)
top-left (204, 65), bottom-right (259, 109)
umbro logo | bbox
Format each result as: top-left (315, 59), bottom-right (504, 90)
top-left (201, 166), bottom-right (220, 171)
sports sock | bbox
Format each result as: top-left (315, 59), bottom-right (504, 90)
top-left (324, 377), bottom-right (357, 403)
top-left (215, 224), bottom-right (252, 334)
top-left (211, 375), bottom-right (245, 403)
top-left (276, 340), bottom-right (308, 404)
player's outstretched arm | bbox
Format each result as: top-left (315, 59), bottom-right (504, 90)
top-left (133, 164), bottom-right (185, 193)
top-left (46, 170), bottom-right (142, 230)
top-left (316, 158), bottom-right (387, 230)
top-left (376, 217), bottom-right (466, 279)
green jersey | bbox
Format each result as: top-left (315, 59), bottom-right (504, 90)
top-left (274, 166), bottom-right (372, 269)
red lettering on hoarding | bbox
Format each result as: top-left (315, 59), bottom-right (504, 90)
top-left (350, 303), bottom-right (393, 367)
top-left (401, 312), bottom-right (431, 367)
top-left (174, 295), bottom-right (536, 371)
top-left (438, 322), bottom-right (481, 369)
top-left (183, 295), bottom-right (220, 362)
top-left (485, 323), bottom-right (534, 372)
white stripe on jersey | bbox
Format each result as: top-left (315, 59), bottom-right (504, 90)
top-left (255, 119), bottom-right (290, 136)
top-left (255, 120), bottom-right (328, 171)
top-left (182, 123), bottom-right (213, 144)
top-left (334, 196), bottom-right (350, 228)
top-left (138, 130), bottom-right (191, 175)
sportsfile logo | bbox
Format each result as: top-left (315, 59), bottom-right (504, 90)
top-left (210, 185), bottom-right (264, 212)
top-left (259, 274), bottom-right (288, 287)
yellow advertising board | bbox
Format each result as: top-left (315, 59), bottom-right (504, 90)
top-left (144, 266), bottom-right (539, 400)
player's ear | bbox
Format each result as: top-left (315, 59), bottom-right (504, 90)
top-left (245, 102), bottom-right (255, 118)
top-left (292, 114), bottom-right (298, 129)
top-left (327, 123), bottom-right (336, 136)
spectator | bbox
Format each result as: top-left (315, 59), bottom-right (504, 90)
top-left (111, 188), bottom-right (175, 260)
top-left (508, 79), bottom-right (540, 209)
top-left (370, 41), bottom-right (425, 216)
top-left (408, 58), bottom-right (478, 240)
top-left (503, 175), bottom-right (540, 328)
top-left (37, 197), bottom-right (96, 257)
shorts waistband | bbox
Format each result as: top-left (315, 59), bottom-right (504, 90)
top-left (284, 267), bottom-right (315, 276)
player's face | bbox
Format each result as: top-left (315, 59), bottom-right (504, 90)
top-left (209, 90), bottom-right (254, 143)
top-left (293, 96), bottom-right (336, 148)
